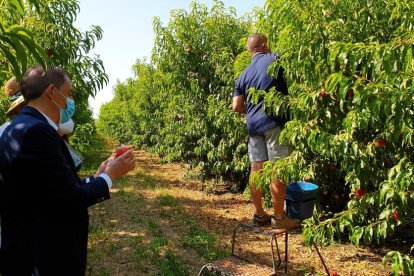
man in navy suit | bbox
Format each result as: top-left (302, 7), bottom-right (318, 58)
top-left (0, 65), bottom-right (136, 275)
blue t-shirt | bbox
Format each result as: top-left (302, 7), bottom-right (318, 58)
top-left (234, 52), bottom-right (288, 137)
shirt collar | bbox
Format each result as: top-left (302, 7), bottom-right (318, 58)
top-left (252, 52), bottom-right (266, 59)
top-left (38, 110), bottom-right (58, 131)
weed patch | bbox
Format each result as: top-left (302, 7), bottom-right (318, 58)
top-left (157, 192), bottom-right (179, 207)
top-left (181, 225), bottom-right (228, 262)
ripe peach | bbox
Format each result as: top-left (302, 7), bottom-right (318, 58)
top-left (328, 163), bottom-right (337, 170)
top-left (303, 177), bottom-right (311, 182)
top-left (373, 138), bottom-right (385, 148)
top-left (115, 145), bottom-right (130, 158)
top-left (320, 88), bottom-right (328, 97)
top-left (354, 188), bottom-right (366, 198)
top-left (46, 48), bottom-right (54, 57)
top-left (393, 210), bottom-right (399, 221)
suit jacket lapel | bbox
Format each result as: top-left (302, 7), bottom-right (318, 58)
top-left (21, 106), bottom-right (78, 173)
top-left (60, 139), bottom-right (77, 172)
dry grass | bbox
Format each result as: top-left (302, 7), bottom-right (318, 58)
top-left (82, 137), bottom-right (391, 275)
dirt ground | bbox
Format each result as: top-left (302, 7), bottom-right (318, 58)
top-left (86, 149), bottom-right (393, 275)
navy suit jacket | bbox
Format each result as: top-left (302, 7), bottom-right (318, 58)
top-left (0, 106), bottom-right (110, 276)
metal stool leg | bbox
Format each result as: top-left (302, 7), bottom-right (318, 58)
top-left (197, 264), bottom-right (207, 276)
top-left (231, 223), bottom-right (243, 256)
top-left (285, 232), bottom-right (289, 273)
top-left (270, 233), bottom-right (282, 272)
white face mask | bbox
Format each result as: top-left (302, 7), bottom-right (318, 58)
top-left (58, 119), bottom-right (74, 134)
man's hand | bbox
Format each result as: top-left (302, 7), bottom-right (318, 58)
top-left (232, 95), bottom-right (246, 114)
top-left (103, 149), bottom-right (136, 181)
top-left (93, 155), bottom-right (114, 178)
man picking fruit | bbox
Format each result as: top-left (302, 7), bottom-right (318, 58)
top-left (232, 33), bottom-right (299, 229)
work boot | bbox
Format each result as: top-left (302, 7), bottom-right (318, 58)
top-left (252, 213), bottom-right (271, 226)
top-left (271, 216), bottom-right (301, 230)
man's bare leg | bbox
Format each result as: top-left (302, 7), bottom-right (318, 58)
top-left (250, 161), bottom-right (265, 215)
top-left (271, 177), bottom-right (286, 218)
top-left (271, 177), bottom-right (300, 229)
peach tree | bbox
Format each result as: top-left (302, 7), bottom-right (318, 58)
top-left (98, 1), bottom-right (254, 188)
top-left (251, 0), bottom-right (414, 274)
top-left (0, 0), bottom-right (47, 81)
top-left (0, 0), bottom-right (46, 120)
top-left (0, 0), bottom-right (108, 152)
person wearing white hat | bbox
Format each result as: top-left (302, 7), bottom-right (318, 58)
top-left (0, 77), bottom-right (26, 137)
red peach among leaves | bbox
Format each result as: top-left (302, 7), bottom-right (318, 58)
top-left (320, 88), bottom-right (329, 97)
top-left (303, 177), bottom-right (311, 182)
top-left (373, 138), bottom-right (385, 148)
top-left (393, 210), bottom-right (399, 221)
top-left (355, 188), bottom-right (366, 198)
top-left (328, 163), bottom-right (337, 170)
top-left (46, 48), bottom-right (54, 57)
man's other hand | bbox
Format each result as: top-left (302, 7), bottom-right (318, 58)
top-left (104, 149), bottom-right (136, 181)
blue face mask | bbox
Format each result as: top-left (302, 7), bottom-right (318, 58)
top-left (52, 87), bottom-right (76, 124)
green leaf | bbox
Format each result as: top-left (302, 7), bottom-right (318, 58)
top-left (0, 43), bottom-right (22, 79)
top-left (325, 73), bottom-right (342, 94)
top-left (382, 221), bottom-right (388, 239)
top-left (9, 0), bottom-right (25, 16)
top-left (363, 226), bottom-right (373, 245)
top-left (405, 46), bottom-right (413, 74)
top-left (0, 34), bottom-right (27, 75)
top-left (7, 31), bottom-right (47, 69)
top-left (352, 226), bottom-right (364, 247)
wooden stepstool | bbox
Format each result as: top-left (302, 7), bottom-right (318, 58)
top-left (198, 222), bottom-right (300, 275)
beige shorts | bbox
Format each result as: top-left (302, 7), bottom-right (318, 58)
top-left (248, 126), bottom-right (290, 162)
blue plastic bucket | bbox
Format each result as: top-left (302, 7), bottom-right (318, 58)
top-left (286, 199), bottom-right (316, 220)
top-left (285, 181), bottom-right (318, 220)
top-left (285, 181), bottom-right (318, 202)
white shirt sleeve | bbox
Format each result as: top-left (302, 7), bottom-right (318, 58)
top-left (97, 173), bottom-right (113, 189)
top-left (84, 173), bottom-right (112, 189)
